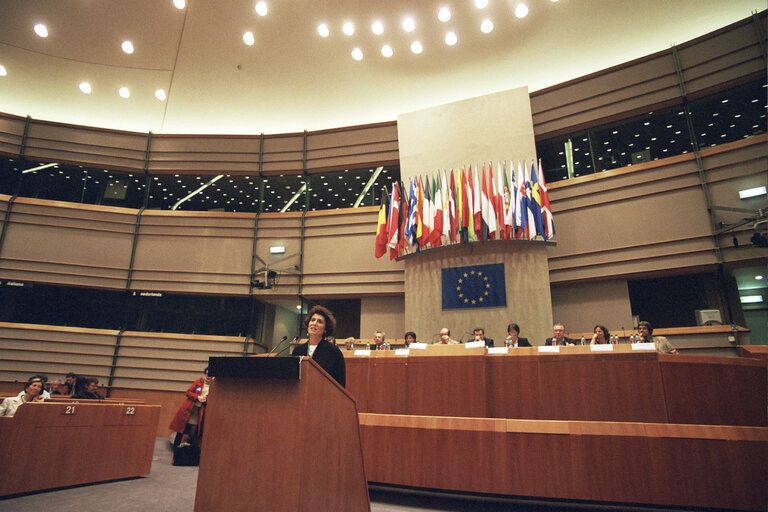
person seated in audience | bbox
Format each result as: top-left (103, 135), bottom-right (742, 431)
top-left (51, 372), bottom-right (77, 396)
top-left (71, 377), bottom-right (103, 399)
top-left (0, 377), bottom-right (45, 417)
top-left (505, 323), bottom-right (531, 347)
top-left (16, 374), bottom-right (51, 399)
top-left (404, 331), bottom-right (417, 347)
top-left (473, 327), bottom-right (494, 347)
top-left (637, 321), bottom-right (678, 354)
top-left (344, 337), bottom-right (356, 351)
top-left (590, 325), bottom-right (611, 345)
top-left (544, 323), bottom-right (575, 346)
top-left (170, 367), bottom-right (213, 450)
top-left (373, 330), bottom-right (386, 350)
top-left (433, 327), bottom-right (460, 344)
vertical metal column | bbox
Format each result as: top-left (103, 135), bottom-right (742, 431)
top-left (671, 45), bottom-right (723, 265)
top-left (126, 131), bottom-right (153, 290)
top-left (106, 329), bottom-right (125, 397)
top-left (297, 130), bottom-right (309, 334)
top-left (0, 117), bottom-right (31, 258)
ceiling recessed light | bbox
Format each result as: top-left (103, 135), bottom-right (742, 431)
top-left (121, 41), bottom-right (134, 54)
top-left (34, 24), bottom-right (48, 38)
top-left (317, 23), bottom-right (329, 38)
top-left (410, 41), bottom-right (423, 54)
top-left (351, 47), bottom-right (363, 61)
top-left (173, 0), bottom-right (186, 9)
top-left (296, 305), bottom-right (302, 310)
top-left (243, 31), bottom-right (255, 46)
top-left (740, 295), bottom-right (763, 304)
top-left (515, 3), bottom-right (529, 18)
top-left (371, 20), bottom-right (383, 35)
top-left (755, 275), bottom-right (765, 280)
top-left (0, 64), bottom-right (7, 77)
top-left (343, 22), bottom-right (355, 36)
top-left (438, 7), bottom-right (451, 22)
top-left (118, 87), bottom-right (130, 99)
top-left (445, 32), bottom-right (457, 46)
top-left (403, 17), bottom-right (415, 32)
top-left (475, 0), bottom-right (488, 7)
top-left (381, 44), bottom-right (393, 58)
top-left (79, 82), bottom-right (92, 94)
top-left (481, 19), bottom-right (494, 33)
top-left (155, 89), bottom-right (167, 101)
top-left (255, 1), bottom-right (268, 16)
top-left (739, 186), bottom-right (767, 199)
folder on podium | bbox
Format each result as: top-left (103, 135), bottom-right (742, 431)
top-left (194, 356), bottom-right (370, 512)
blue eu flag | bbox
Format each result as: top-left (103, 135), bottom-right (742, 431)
top-left (441, 263), bottom-right (506, 310)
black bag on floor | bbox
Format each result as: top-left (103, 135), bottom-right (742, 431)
top-left (173, 444), bottom-right (200, 466)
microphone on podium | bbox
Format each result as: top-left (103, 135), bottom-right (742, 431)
top-left (269, 336), bottom-right (290, 356)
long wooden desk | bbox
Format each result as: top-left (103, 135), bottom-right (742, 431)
top-left (0, 401), bottom-right (160, 496)
top-left (344, 345), bottom-right (768, 426)
top-left (359, 414), bottom-right (768, 511)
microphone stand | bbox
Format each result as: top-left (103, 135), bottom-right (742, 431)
top-left (268, 336), bottom-right (291, 356)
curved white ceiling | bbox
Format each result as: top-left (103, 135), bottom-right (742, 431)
top-left (0, 0), bottom-right (763, 135)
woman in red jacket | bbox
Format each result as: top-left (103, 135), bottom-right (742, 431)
top-left (170, 367), bottom-right (211, 449)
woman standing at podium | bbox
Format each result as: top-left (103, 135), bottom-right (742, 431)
top-left (292, 305), bottom-right (346, 387)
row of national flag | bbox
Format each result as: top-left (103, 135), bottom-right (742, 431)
top-left (375, 159), bottom-right (555, 259)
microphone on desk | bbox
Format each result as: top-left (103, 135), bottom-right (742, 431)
top-left (268, 336), bottom-right (290, 356)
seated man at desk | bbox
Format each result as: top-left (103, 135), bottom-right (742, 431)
top-left (373, 330), bottom-right (387, 350)
top-left (473, 327), bottom-right (494, 347)
top-left (433, 327), bottom-right (460, 344)
top-left (72, 377), bottom-right (103, 399)
top-left (637, 321), bottom-right (678, 354)
top-left (544, 323), bottom-right (575, 346)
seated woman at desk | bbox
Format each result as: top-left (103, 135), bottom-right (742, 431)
top-left (0, 377), bottom-right (44, 417)
top-left (404, 331), bottom-right (417, 347)
top-left (590, 325), bottom-right (611, 345)
top-left (505, 323), bottom-right (531, 347)
top-left (292, 305), bottom-right (346, 387)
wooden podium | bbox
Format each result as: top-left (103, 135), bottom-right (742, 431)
top-left (194, 356), bottom-right (370, 512)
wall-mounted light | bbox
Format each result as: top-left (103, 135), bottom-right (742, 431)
top-left (740, 295), bottom-right (763, 304)
top-left (270, 245), bottom-right (285, 254)
top-left (739, 186), bottom-right (766, 199)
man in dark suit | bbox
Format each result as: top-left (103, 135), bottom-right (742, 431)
top-left (544, 323), bottom-right (575, 346)
top-left (473, 327), bottom-right (494, 347)
top-left (505, 323), bottom-right (531, 347)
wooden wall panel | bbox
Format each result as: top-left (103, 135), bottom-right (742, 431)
top-left (22, 120), bottom-right (147, 171)
top-left (0, 198), bottom-right (135, 289)
top-left (0, 113), bottom-right (25, 156)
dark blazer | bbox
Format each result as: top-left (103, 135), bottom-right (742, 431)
top-left (483, 337), bottom-right (494, 348)
top-left (292, 338), bottom-right (346, 387)
top-left (505, 337), bottom-right (531, 347)
top-left (544, 337), bottom-right (575, 346)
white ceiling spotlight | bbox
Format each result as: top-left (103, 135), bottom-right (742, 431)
top-left (515, 3), bottom-right (529, 19)
top-left (445, 32), bottom-right (458, 46)
top-left (410, 41), bottom-right (423, 54)
top-left (438, 7), bottom-right (451, 22)
top-left (34, 24), bottom-right (49, 38)
top-left (381, 44), bottom-right (393, 58)
top-left (155, 89), bottom-right (167, 101)
top-left (343, 22), bottom-right (355, 36)
top-left (172, 0), bottom-right (186, 9)
top-left (121, 41), bottom-right (134, 54)
top-left (475, 0), bottom-right (489, 8)
top-left (317, 23), bottom-right (329, 38)
top-left (351, 47), bottom-right (363, 61)
top-left (243, 31), bottom-right (255, 46)
top-left (402, 17), bottom-right (415, 32)
top-left (481, 19), bottom-right (494, 33)
top-left (0, 64), bottom-right (7, 77)
top-left (255, 1), bottom-right (268, 16)
top-left (79, 82), bottom-right (92, 94)
top-left (118, 87), bottom-right (130, 99)
top-left (371, 20), bottom-right (383, 35)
